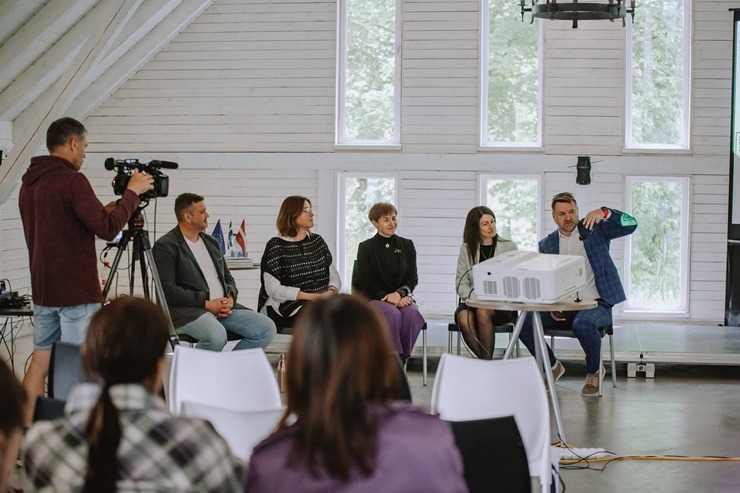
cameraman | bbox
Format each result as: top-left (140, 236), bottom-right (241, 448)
top-left (18, 117), bottom-right (153, 425)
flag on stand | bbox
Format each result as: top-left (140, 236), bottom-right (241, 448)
top-left (212, 220), bottom-right (226, 254)
top-left (235, 219), bottom-right (247, 257)
top-left (227, 221), bottom-right (234, 255)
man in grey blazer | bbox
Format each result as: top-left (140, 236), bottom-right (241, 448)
top-left (518, 192), bottom-right (637, 396)
top-left (153, 193), bottom-right (276, 351)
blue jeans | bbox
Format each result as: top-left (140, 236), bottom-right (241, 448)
top-left (177, 308), bottom-right (277, 351)
top-left (517, 300), bottom-right (612, 374)
top-left (33, 303), bottom-right (100, 349)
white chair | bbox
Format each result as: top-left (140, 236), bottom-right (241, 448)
top-left (430, 354), bottom-right (553, 493)
top-left (168, 345), bottom-right (281, 415)
top-left (181, 401), bottom-right (285, 462)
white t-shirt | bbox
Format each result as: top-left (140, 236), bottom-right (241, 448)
top-left (186, 237), bottom-right (225, 300)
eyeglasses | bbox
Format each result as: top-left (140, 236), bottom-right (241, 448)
top-left (303, 207), bottom-right (313, 214)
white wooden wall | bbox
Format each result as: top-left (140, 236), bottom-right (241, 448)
top-left (0, 0), bottom-right (733, 322)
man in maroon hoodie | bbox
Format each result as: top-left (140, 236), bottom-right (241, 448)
top-left (18, 117), bottom-right (153, 424)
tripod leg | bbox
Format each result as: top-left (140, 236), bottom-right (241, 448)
top-left (135, 237), bottom-right (150, 300)
top-left (141, 240), bottom-right (179, 349)
top-left (102, 232), bottom-right (132, 300)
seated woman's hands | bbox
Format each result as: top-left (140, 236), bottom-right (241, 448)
top-left (381, 291), bottom-right (413, 307)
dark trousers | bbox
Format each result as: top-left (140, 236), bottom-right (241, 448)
top-left (517, 300), bottom-right (612, 374)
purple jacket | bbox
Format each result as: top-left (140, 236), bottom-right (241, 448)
top-left (245, 403), bottom-right (468, 493)
top-left (19, 155), bottom-right (140, 306)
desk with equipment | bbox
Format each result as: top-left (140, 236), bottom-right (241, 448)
top-left (467, 250), bottom-right (593, 443)
top-left (0, 304), bottom-right (33, 373)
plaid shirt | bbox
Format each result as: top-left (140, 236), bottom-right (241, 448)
top-left (23, 383), bottom-right (242, 492)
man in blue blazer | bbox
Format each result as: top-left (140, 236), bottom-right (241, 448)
top-left (153, 193), bottom-right (276, 351)
top-left (518, 192), bottom-right (637, 396)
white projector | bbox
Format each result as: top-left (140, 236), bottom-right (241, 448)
top-left (472, 250), bottom-right (585, 303)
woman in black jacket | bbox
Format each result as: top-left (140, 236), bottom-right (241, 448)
top-left (352, 202), bottom-right (425, 362)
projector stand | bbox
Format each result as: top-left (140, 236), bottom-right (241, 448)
top-left (468, 297), bottom-right (598, 444)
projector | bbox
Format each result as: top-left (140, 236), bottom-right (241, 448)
top-left (472, 250), bottom-right (585, 303)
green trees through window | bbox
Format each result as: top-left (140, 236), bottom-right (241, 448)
top-left (483, 0), bottom-right (539, 145)
top-left (339, 0), bottom-right (398, 143)
top-left (626, 178), bottom-right (688, 311)
top-left (628, 0), bottom-right (689, 148)
top-left (342, 176), bottom-right (396, 289)
top-left (483, 176), bottom-right (539, 251)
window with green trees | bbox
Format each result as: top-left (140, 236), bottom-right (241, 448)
top-left (337, 0), bottom-right (400, 144)
top-left (481, 175), bottom-right (540, 251)
top-left (625, 177), bottom-right (689, 312)
top-left (482, 0), bottom-right (540, 146)
top-left (627, 0), bottom-right (690, 148)
top-left (339, 175), bottom-right (397, 290)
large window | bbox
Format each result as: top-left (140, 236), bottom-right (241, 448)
top-left (481, 0), bottom-right (541, 146)
top-left (338, 175), bottom-right (397, 290)
top-left (624, 177), bottom-right (690, 313)
top-left (479, 175), bottom-right (540, 251)
top-left (626, 0), bottom-right (690, 149)
top-left (337, 0), bottom-right (400, 145)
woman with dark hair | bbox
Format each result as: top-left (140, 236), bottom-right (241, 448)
top-left (0, 360), bottom-right (26, 493)
top-left (245, 294), bottom-right (466, 492)
top-left (455, 206), bottom-right (517, 359)
top-left (258, 195), bottom-right (341, 330)
top-left (352, 202), bottom-right (425, 362)
top-left (22, 297), bottom-right (241, 492)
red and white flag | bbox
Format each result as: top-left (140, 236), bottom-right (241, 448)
top-left (235, 219), bottom-right (247, 257)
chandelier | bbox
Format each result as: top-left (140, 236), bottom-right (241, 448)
top-left (521, 0), bottom-right (636, 29)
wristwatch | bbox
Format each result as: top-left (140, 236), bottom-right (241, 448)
top-left (601, 206), bottom-right (609, 218)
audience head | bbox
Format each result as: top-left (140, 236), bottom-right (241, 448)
top-left (284, 294), bottom-right (398, 479)
top-left (276, 195), bottom-right (312, 238)
top-left (368, 202), bottom-right (398, 238)
top-left (0, 361), bottom-right (26, 493)
top-left (81, 297), bottom-right (170, 493)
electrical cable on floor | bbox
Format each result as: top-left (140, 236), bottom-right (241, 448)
top-left (552, 441), bottom-right (740, 471)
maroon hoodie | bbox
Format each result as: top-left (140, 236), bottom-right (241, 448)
top-left (19, 155), bottom-right (140, 306)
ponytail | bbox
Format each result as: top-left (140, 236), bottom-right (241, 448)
top-left (83, 387), bottom-right (121, 493)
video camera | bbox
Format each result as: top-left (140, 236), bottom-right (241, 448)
top-left (104, 157), bottom-right (178, 200)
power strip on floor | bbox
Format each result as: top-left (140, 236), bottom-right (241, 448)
top-left (558, 447), bottom-right (611, 460)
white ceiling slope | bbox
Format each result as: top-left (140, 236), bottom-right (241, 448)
top-left (0, 0), bottom-right (213, 205)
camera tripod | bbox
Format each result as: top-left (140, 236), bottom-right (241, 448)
top-left (102, 208), bottom-right (180, 349)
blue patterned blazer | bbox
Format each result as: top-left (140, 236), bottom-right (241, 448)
top-left (539, 208), bottom-right (637, 306)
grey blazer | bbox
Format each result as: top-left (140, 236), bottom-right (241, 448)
top-left (152, 226), bottom-right (245, 328)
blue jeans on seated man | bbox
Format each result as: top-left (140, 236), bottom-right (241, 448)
top-left (517, 300), bottom-right (612, 374)
top-left (176, 308), bottom-right (277, 351)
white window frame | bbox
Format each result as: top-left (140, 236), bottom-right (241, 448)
top-left (336, 0), bottom-right (402, 146)
top-left (478, 174), bottom-right (542, 250)
top-left (625, 0), bottom-right (692, 150)
top-left (623, 176), bottom-right (691, 316)
top-left (337, 172), bottom-right (399, 291)
top-left (480, 1), bottom-right (543, 148)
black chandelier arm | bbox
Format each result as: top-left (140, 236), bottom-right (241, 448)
top-left (520, 0), bottom-right (636, 29)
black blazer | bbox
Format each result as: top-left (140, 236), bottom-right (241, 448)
top-left (153, 226), bottom-right (245, 328)
top-left (352, 234), bottom-right (418, 300)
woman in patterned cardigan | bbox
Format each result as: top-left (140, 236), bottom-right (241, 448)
top-left (258, 195), bottom-right (341, 331)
